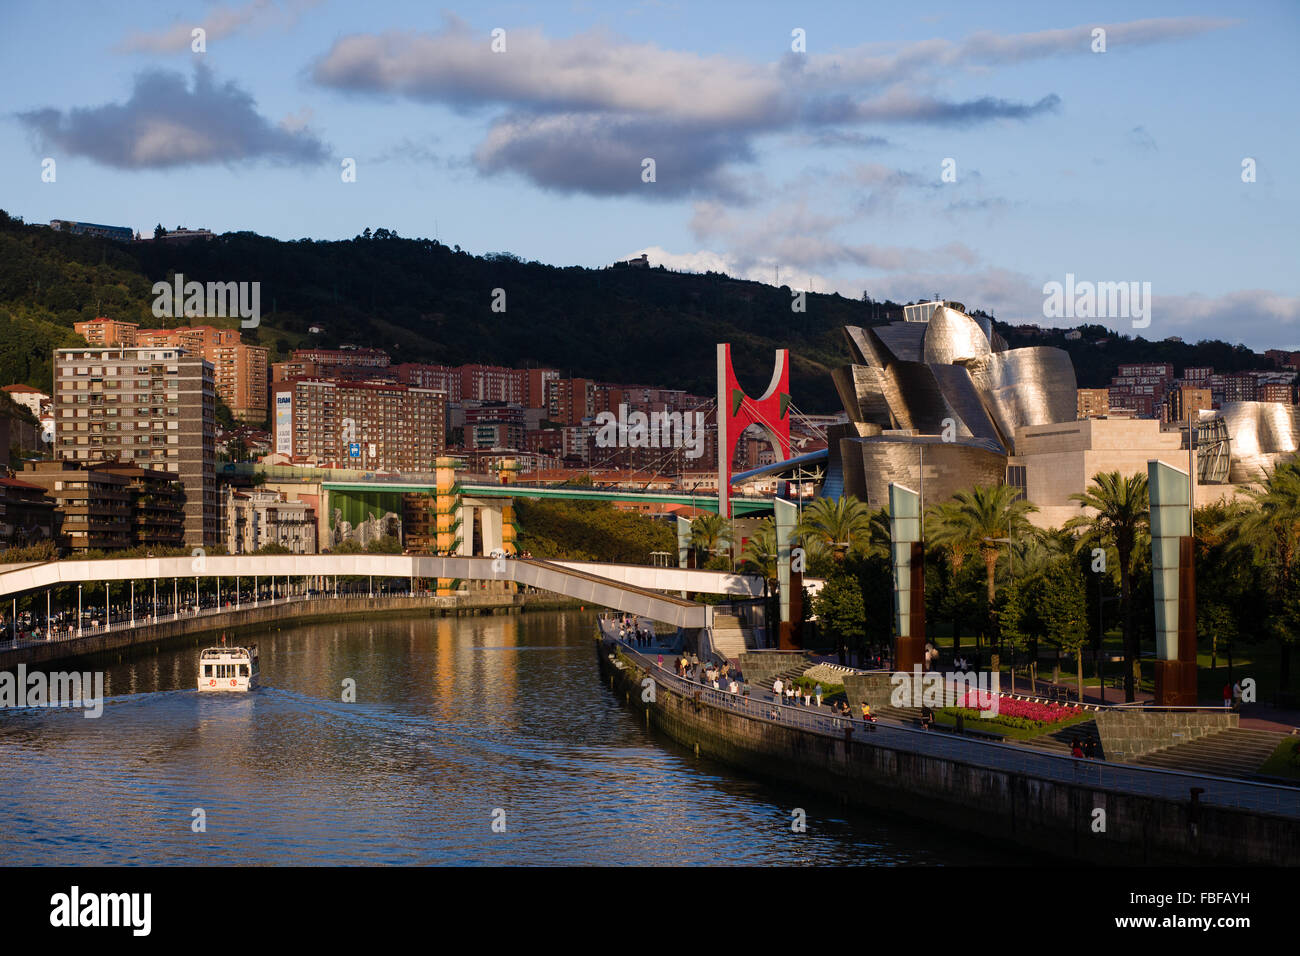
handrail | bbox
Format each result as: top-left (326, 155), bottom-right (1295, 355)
top-left (600, 631), bottom-right (1300, 816)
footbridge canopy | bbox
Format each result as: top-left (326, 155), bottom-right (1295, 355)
top-left (0, 556), bottom-right (763, 630)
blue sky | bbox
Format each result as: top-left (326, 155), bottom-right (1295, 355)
top-left (1, 0), bottom-right (1296, 348)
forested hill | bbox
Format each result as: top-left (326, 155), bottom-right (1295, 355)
top-left (0, 210), bottom-right (1271, 409)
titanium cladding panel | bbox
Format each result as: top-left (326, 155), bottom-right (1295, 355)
top-left (965, 347), bottom-right (1077, 452)
top-left (845, 437), bottom-right (1008, 507)
top-left (872, 322), bottom-right (928, 364)
top-left (1219, 401), bottom-right (1300, 482)
top-left (922, 306), bottom-right (993, 367)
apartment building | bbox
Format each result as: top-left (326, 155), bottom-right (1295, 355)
top-left (271, 378), bottom-right (446, 470)
top-left (74, 317), bottom-right (139, 346)
top-left (1109, 363), bottom-right (1175, 419)
top-left (1076, 388), bottom-right (1111, 419)
top-left (547, 378), bottom-right (596, 425)
top-left (223, 486), bottom-right (317, 554)
top-left (22, 460), bottom-right (132, 552)
top-left (0, 476), bottom-right (56, 551)
top-left (392, 363), bottom-right (462, 400)
top-left (136, 327), bottom-right (268, 421)
top-left (291, 347), bottom-right (390, 368)
top-left (460, 364), bottom-right (525, 404)
top-left (53, 347), bottom-right (218, 547)
top-left (1165, 386), bottom-right (1214, 424)
top-left (95, 463), bottom-right (187, 549)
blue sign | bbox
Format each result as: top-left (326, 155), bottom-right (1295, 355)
top-left (349, 442), bottom-right (361, 458)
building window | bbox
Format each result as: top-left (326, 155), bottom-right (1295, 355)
top-left (1006, 465), bottom-right (1027, 502)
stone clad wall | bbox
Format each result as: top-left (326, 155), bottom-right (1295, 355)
top-left (737, 651), bottom-right (809, 687)
top-left (842, 672), bottom-right (902, 710)
top-left (1095, 710), bottom-right (1238, 763)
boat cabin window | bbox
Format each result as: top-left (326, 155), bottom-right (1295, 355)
top-left (239, 665), bottom-right (249, 677)
top-left (204, 665), bottom-right (213, 677)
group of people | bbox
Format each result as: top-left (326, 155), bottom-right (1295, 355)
top-left (617, 616), bottom-right (654, 648)
top-left (1070, 739), bottom-right (1100, 759)
top-left (671, 655), bottom-right (740, 694)
top-left (1222, 681), bottom-right (1245, 709)
top-left (771, 677), bottom-right (824, 708)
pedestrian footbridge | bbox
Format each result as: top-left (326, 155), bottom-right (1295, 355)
top-left (0, 555), bottom-right (763, 630)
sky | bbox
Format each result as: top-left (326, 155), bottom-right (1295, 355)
top-left (1, 0), bottom-right (1297, 349)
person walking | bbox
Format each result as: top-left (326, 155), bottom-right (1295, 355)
top-left (814, 683), bottom-right (823, 707)
top-left (1071, 739), bottom-right (1084, 758)
top-left (773, 677), bottom-right (784, 705)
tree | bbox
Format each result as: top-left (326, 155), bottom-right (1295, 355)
top-left (1039, 558), bottom-right (1090, 701)
top-left (1217, 459), bottom-right (1300, 694)
top-left (365, 534), bottom-right (402, 554)
top-left (154, 224), bottom-right (166, 239)
top-left (814, 569), bottom-right (866, 664)
top-left (739, 517), bottom-right (777, 580)
top-left (927, 484), bottom-right (1039, 643)
top-left (689, 512), bottom-right (732, 566)
top-left (794, 495), bottom-right (882, 561)
top-left (999, 577), bottom-right (1038, 693)
top-left (1064, 471), bottom-right (1149, 702)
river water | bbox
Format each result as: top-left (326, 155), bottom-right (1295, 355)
top-left (0, 610), bottom-right (1021, 865)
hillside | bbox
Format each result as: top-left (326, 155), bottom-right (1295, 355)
top-left (0, 210), bottom-right (1273, 408)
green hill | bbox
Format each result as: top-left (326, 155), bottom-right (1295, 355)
top-left (0, 209), bottom-right (1274, 406)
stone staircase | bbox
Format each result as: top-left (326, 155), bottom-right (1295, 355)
top-left (1130, 727), bottom-right (1290, 779)
top-left (1021, 719), bottom-right (1104, 757)
top-left (709, 613), bottom-right (750, 661)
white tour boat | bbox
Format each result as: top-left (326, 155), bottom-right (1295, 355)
top-left (198, 643), bottom-right (259, 692)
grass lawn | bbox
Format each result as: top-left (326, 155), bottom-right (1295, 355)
top-left (1257, 736), bottom-right (1300, 781)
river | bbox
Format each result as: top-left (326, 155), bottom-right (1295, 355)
top-left (0, 610), bottom-right (1022, 865)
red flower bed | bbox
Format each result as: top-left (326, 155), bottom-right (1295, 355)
top-left (956, 692), bottom-right (1082, 725)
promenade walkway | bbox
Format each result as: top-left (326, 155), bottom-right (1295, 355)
top-left (600, 634), bottom-right (1300, 819)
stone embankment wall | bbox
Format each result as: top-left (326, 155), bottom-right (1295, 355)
top-left (602, 643), bottom-right (1298, 865)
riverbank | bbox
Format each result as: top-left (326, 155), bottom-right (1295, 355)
top-left (0, 592), bottom-right (585, 670)
top-left (597, 636), bottom-right (1300, 865)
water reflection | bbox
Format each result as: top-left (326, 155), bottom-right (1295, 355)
top-left (0, 610), bottom-right (1023, 865)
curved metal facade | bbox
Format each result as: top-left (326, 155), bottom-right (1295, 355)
top-left (829, 306), bottom-right (1078, 505)
top-left (922, 306), bottom-right (993, 366)
top-left (964, 346), bottom-right (1077, 450)
top-left (1218, 401), bottom-right (1300, 482)
top-left (842, 435), bottom-right (1008, 508)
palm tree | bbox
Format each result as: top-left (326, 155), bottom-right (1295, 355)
top-left (927, 484), bottom-right (1039, 642)
top-left (689, 512), bottom-right (731, 566)
top-left (794, 495), bottom-right (880, 560)
top-left (739, 518), bottom-right (778, 580)
top-left (1216, 459), bottom-right (1300, 692)
top-left (1064, 471), bottom-right (1149, 703)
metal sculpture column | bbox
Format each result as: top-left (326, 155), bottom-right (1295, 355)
top-left (675, 515), bottom-right (692, 569)
top-left (774, 497), bottom-right (802, 649)
top-left (889, 483), bottom-right (926, 672)
top-left (1149, 460), bottom-right (1198, 705)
